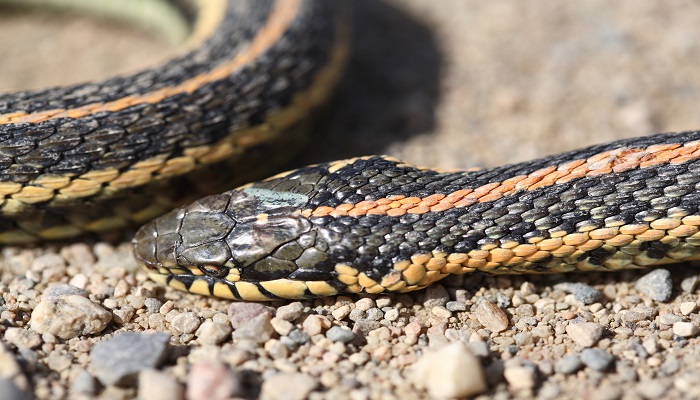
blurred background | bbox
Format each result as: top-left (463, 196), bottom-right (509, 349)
top-left (1, 0), bottom-right (700, 172)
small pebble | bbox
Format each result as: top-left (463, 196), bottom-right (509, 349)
top-left (384, 309), bottom-right (399, 321)
top-left (635, 269), bottom-right (673, 302)
top-left (186, 361), bottom-right (242, 400)
top-left (554, 282), bottom-right (602, 305)
top-left (30, 296), bottom-right (112, 339)
top-left (412, 342), bottom-right (486, 398)
top-left (270, 318), bottom-right (294, 336)
top-left (680, 302), bottom-right (696, 316)
top-left (302, 315), bottom-right (329, 336)
top-left (431, 306), bottom-right (452, 320)
top-left (331, 305), bottom-right (351, 320)
top-left (170, 312), bottom-right (201, 335)
top-left (195, 320), bottom-right (232, 345)
top-left (555, 355), bottom-right (582, 374)
top-left (446, 301), bottom-right (467, 312)
top-left (672, 322), bottom-right (699, 337)
top-left (580, 348), bottom-right (614, 371)
top-left (348, 309), bottom-right (365, 322)
top-left (565, 322), bottom-right (603, 347)
top-left (4, 328), bottom-right (41, 350)
top-left (275, 302), bottom-right (305, 321)
top-left (228, 303), bottom-right (270, 328)
top-left (475, 301), bottom-right (509, 332)
top-left (90, 333), bottom-right (170, 386)
top-left (658, 314), bottom-right (682, 326)
top-left (364, 308), bottom-right (384, 321)
top-left (138, 369), bottom-right (183, 400)
top-left (232, 314), bottom-right (275, 343)
top-left (635, 380), bottom-right (668, 399)
top-left (326, 326), bottom-right (355, 343)
top-left (355, 298), bottom-right (375, 311)
top-left (260, 373), bottom-right (317, 400)
top-left (680, 275), bottom-right (699, 293)
top-left (422, 284), bottom-right (449, 308)
top-left (144, 298), bottom-right (163, 314)
top-left (287, 329), bottom-right (311, 345)
top-left (513, 332), bottom-right (533, 346)
top-left (375, 297), bottom-right (392, 308)
top-left (504, 364), bottom-right (538, 391)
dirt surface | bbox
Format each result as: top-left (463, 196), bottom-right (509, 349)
top-left (2, 1), bottom-right (700, 399)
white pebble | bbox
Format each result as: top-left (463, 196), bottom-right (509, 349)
top-left (411, 342), bottom-right (486, 398)
top-left (565, 322), bottom-right (603, 347)
top-left (673, 322), bottom-right (699, 337)
top-left (680, 302), bottom-right (696, 316)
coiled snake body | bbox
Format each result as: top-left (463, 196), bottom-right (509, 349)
top-left (5, 0), bottom-right (700, 300)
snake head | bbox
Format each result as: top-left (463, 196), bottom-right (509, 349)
top-left (132, 185), bottom-right (334, 299)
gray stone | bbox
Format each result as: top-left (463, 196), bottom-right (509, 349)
top-left (555, 355), bottom-right (582, 374)
top-left (144, 298), bottom-right (163, 314)
top-left (70, 370), bottom-right (97, 395)
top-left (660, 357), bottom-right (680, 376)
top-left (681, 275), bottom-right (699, 293)
top-left (364, 308), bottom-right (384, 321)
top-left (228, 303), bottom-right (271, 329)
top-left (554, 282), bottom-right (602, 304)
top-left (580, 348), bottom-right (614, 371)
top-left (287, 329), bottom-right (310, 345)
top-left (348, 308), bottom-right (365, 322)
top-left (635, 269), bottom-right (673, 302)
top-left (326, 326), bottom-right (355, 343)
top-left (412, 342), bottom-right (486, 398)
top-left (232, 313), bottom-right (274, 343)
top-left (90, 333), bottom-right (170, 386)
top-left (0, 378), bottom-right (29, 400)
top-left (445, 301), bottom-right (467, 312)
top-left (275, 302), bottom-right (305, 321)
top-left (659, 314), bottom-right (682, 325)
top-left (42, 283), bottom-right (88, 300)
top-left (30, 296), bottom-right (112, 339)
top-left (352, 319), bottom-right (381, 335)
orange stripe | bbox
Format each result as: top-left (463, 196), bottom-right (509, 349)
top-left (0, 0), bottom-right (302, 125)
top-left (302, 141), bottom-right (700, 218)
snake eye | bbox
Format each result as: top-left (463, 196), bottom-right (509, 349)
top-left (199, 265), bottom-right (229, 279)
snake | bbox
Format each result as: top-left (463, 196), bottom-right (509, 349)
top-left (4, 1), bottom-right (700, 301)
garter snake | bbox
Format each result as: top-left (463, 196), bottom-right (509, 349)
top-left (5, 1), bottom-right (700, 301)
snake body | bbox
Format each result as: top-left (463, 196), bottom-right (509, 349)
top-left (135, 133), bottom-right (700, 300)
top-left (5, 1), bottom-right (700, 300)
top-left (0, 0), bottom-right (346, 243)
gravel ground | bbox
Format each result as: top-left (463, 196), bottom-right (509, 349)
top-left (3, 1), bottom-right (700, 399)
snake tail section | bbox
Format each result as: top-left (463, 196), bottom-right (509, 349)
top-left (0, 0), bottom-right (348, 243)
top-left (134, 131), bottom-right (700, 300)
